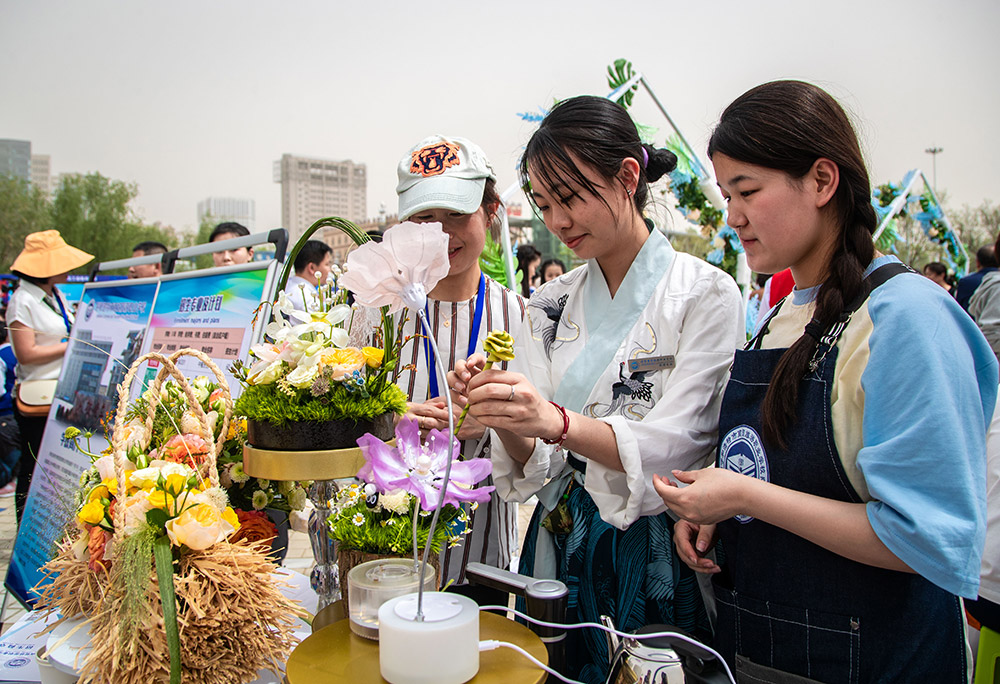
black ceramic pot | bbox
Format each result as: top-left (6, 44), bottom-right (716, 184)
top-left (246, 412), bottom-right (395, 452)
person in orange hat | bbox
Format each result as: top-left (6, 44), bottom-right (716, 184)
top-left (7, 230), bottom-right (93, 523)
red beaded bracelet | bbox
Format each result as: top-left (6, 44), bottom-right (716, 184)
top-left (541, 401), bottom-right (570, 447)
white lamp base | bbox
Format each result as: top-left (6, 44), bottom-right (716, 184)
top-left (378, 592), bottom-right (480, 684)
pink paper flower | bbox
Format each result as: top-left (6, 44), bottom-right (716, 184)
top-left (338, 222), bottom-right (450, 313)
top-left (356, 418), bottom-right (493, 510)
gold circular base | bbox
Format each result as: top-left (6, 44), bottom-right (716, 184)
top-left (242, 441), bottom-right (393, 481)
top-left (287, 611), bottom-right (547, 683)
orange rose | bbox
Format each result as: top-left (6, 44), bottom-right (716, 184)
top-left (319, 348), bottom-right (365, 381)
top-left (158, 434), bottom-right (211, 470)
top-left (230, 509), bottom-right (279, 549)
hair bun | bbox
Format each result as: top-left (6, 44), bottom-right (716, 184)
top-left (643, 145), bottom-right (678, 183)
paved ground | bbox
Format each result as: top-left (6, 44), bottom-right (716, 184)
top-left (0, 496), bottom-right (537, 634)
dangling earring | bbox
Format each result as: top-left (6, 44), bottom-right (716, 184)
top-left (626, 188), bottom-right (633, 198)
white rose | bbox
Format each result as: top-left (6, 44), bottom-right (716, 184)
top-left (94, 455), bottom-right (117, 482)
top-left (180, 410), bottom-right (201, 435)
top-left (286, 364), bottom-right (320, 389)
top-left (124, 492), bottom-right (155, 533)
top-left (248, 358), bottom-right (284, 385)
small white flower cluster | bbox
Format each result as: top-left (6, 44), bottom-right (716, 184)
top-left (328, 481), bottom-right (416, 519)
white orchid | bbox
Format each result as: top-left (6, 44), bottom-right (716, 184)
top-left (339, 221), bottom-right (450, 313)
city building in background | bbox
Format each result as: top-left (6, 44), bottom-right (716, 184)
top-left (273, 153), bottom-right (367, 258)
top-left (197, 196), bottom-right (256, 232)
top-left (30, 154), bottom-right (51, 196)
top-left (0, 139), bottom-right (31, 181)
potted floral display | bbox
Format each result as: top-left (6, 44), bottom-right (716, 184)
top-left (232, 218), bottom-right (409, 453)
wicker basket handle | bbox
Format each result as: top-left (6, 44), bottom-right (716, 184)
top-left (163, 348), bottom-right (234, 460)
top-left (111, 350), bottom-right (230, 536)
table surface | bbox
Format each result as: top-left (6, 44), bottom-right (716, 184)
top-left (286, 611), bottom-right (548, 684)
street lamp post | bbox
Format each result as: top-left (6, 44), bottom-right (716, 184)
top-left (925, 146), bottom-right (943, 193)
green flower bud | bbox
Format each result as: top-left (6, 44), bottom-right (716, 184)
top-left (483, 330), bottom-right (515, 362)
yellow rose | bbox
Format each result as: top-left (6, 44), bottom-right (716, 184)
top-left (222, 507), bottom-right (241, 533)
top-left (319, 347), bottom-right (366, 380)
top-left (362, 346), bottom-right (384, 368)
top-left (147, 489), bottom-right (175, 511)
top-left (78, 500), bottom-right (106, 526)
top-left (88, 485), bottom-right (110, 503)
top-left (162, 473), bottom-right (189, 497)
top-left (165, 503), bottom-right (235, 551)
top-left (102, 477), bottom-right (118, 496)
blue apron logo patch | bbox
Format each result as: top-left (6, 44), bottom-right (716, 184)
top-left (720, 425), bottom-right (769, 523)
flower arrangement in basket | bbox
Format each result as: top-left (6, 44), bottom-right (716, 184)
top-left (91, 369), bottom-right (309, 549)
top-left (232, 218), bottom-right (409, 446)
top-left (35, 348), bottom-right (305, 684)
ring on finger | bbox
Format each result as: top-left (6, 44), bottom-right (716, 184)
top-left (507, 384), bottom-right (516, 402)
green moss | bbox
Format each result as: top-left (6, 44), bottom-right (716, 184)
top-left (329, 498), bottom-right (464, 556)
top-left (233, 376), bottom-right (407, 427)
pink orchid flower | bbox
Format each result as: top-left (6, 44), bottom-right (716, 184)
top-left (356, 418), bottom-right (493, 510)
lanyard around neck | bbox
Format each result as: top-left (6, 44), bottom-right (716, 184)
top-left (44, 290), bottom-right (72, 335)
top-left (423, 273), bottom-right (486, 399)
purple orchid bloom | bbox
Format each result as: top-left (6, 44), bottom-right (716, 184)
top-left (356, 418), bottom-right (494, 510)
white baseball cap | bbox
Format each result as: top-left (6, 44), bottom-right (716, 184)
top-left (396, 135), bottom-right (496, 221)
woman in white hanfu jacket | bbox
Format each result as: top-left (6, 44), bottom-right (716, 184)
top-left (450, 96), bottom-right (744, 683)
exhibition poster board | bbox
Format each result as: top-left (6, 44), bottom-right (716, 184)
top-left (6, 279), bottom-right (158, 607)
top-left (133, 262), bottom-right (275, 397)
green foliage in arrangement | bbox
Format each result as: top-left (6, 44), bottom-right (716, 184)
top-left (328, 482), bottom-right (468, 556)
top-left (118, 526), bottom-right (156, 649)
top-left (232, 366), bottom-right (408, 427)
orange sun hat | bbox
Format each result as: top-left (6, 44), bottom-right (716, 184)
top-left (9, 230), bottom-right (94, 278)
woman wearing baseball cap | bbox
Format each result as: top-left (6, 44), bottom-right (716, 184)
top-left (391, 135), bottom-right (531, 602)
top-left (7, 230), bottom-right (93, 523)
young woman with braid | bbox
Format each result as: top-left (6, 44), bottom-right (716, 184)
top-left (655, 80), bottom-right (997, 683)
top-left (450, 96), bottom-right (743, 683)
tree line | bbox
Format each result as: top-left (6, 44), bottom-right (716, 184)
top-left (0, 172), bottom-right (219, 275)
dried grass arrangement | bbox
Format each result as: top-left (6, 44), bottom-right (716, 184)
top-left (35, 348), bottom-right (306, 683)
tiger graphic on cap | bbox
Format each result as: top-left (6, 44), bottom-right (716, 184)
top-left (410, 141), bottom-right (461, 177)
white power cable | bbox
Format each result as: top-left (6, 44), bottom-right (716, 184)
top-left (479, 640), bottom-right (584, 684)
top-left (477, 605), bottom-right (736, 684)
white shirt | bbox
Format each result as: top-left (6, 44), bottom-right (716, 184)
top-left (7, 280), bottom-right (73, 383)
top-left (492, 232), bottom-right (744, 529)
top-left (283, 275), bottom-right (318, 311)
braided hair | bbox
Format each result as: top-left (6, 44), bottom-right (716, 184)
top-left (708, 81), bottom-right (877, 449)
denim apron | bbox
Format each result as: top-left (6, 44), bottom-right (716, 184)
top-left (712, 267), bottom-right (968, 684)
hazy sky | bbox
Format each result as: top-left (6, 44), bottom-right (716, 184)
top-left (3, 0), bottom-right (998, 235)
